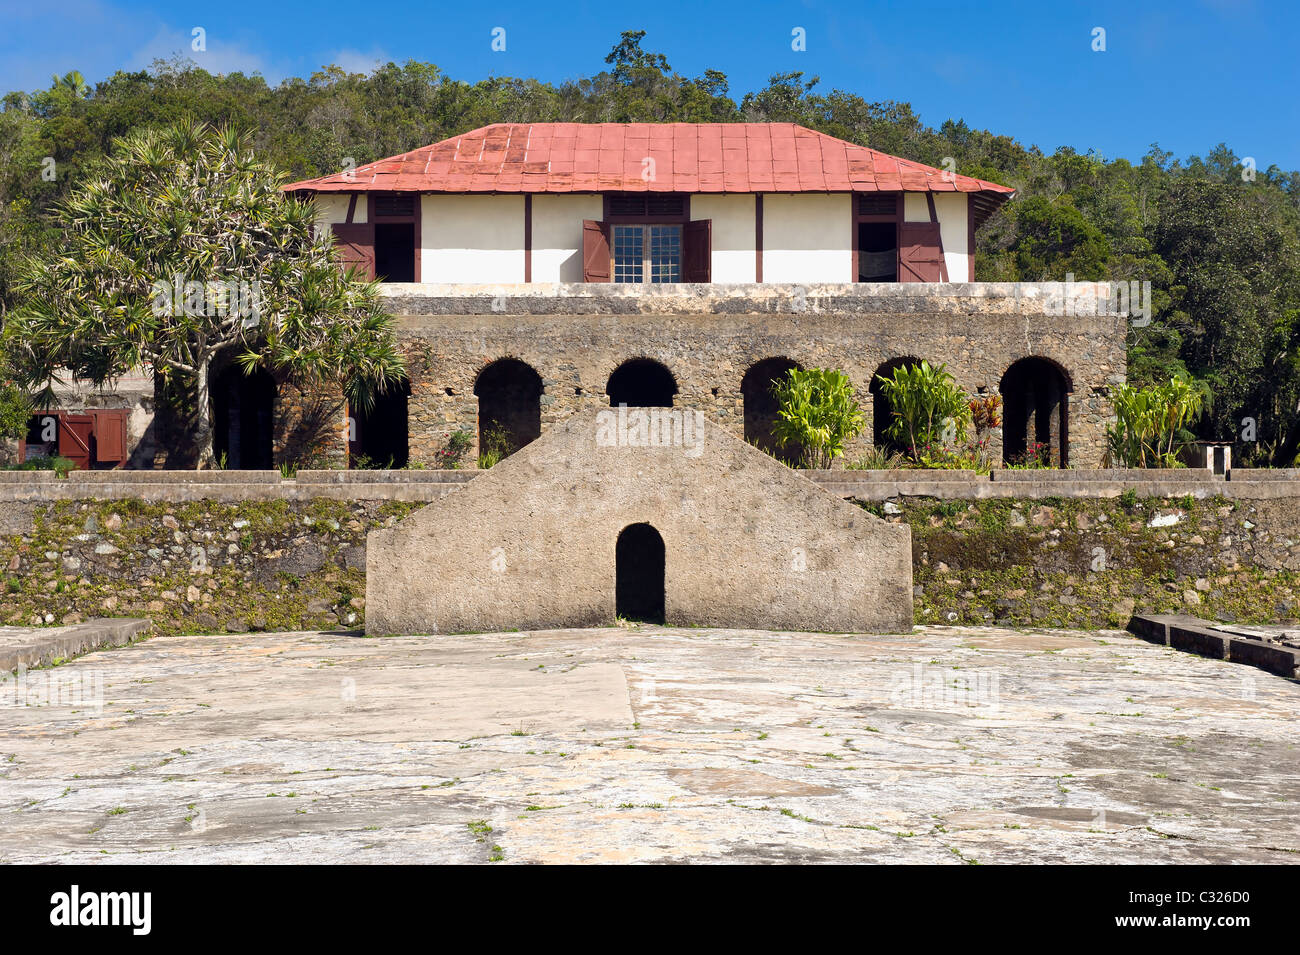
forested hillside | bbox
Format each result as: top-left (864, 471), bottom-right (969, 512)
top-left (2, 31), bottom-right (1298, 462)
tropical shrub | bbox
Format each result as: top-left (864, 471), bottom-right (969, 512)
top-left (876, 360), bottom-right (971, 464)
top-left (770, 367), bottom-right (865, 469)
top-left (1106, 374), bottom-right (1207, 467)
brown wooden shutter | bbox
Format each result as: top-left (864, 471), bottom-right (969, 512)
top-left (582, 219), bottom-right (611, 282)
top-left (330, 222), bottom-right (376, 279)
top-left (91, 409), bottom-right (128, 464)
top-left (58, 414), bottom-right (93, 471)
top-left (683, 219), bottom-right (711, 283)
top-left (898, 222), bottom-right (945, 283)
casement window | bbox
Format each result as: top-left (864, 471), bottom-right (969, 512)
top-left (612, 224), bottom-right (682, 283)
top-left (584, 193), bottom-right (711, 283)
top-left (328, 192), bottom-right (420, 283)
top-left (854, 191), bottom-right (949, 283)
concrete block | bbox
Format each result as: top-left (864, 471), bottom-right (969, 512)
top-left (1168, 623), bottom-right (1230, 660)
top-left (1228, 638), bottom-right (1300, 679)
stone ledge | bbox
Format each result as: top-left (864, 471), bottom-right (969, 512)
top-left (379, 280), bottom-right (1131, 317)
top-left (0, 617), bottom-right (152, 674)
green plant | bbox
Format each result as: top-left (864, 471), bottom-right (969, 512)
top-left (477, 421), bottom-right (513, 469)
top-left (436, 430), bottom-right (473, 469)
top-left (3, 455), bottom-right (76, 477)
top-left (8, 120), bottom-right (405, 469)
top-left (846, 446), bottom-right (908, 470)
top-left (769, 367), bottom-right (865, 469)
top-left (876, 361), bottom-right (971, 464)
top-left (1106, 374), bottom-right (1207, 467)
top-left (278, 461), bottom-right (298, 479)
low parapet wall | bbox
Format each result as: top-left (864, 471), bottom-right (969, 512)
top-left (0, 467), bottom-right (1292, 502)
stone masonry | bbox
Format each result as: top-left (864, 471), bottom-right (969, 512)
top-left (365, 408), bottom-right (914, 635)
top-left (376, 282), bottom-right (1126, 469)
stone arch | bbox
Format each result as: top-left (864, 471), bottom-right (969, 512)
top-left (742, 356), bottom-right (801, 459)
top-left (349, 378), bottom-right (410, 468)
top-left (212, 364), bottom-right (275, 469)
top-left (1000, 356), bottom-right (1073, 467)
top-left (615, 522), bottom-right (665, 624)
top-left (869, 356), bottom-right (924, 454)
top-left (607, 358), bottom-right (677, 408)
top-left (474, 358), bottom-right (543, 460)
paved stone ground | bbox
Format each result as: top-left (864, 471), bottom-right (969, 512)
top-left (0, 624), bottom-right (1296, 864)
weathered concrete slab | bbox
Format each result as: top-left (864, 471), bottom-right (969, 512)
top-left (1, 625), bottom-right (1296, 864)
top-left (366, 409), bottom-right (913, 635)
top-left (0, 618), bottom-right (151, 673)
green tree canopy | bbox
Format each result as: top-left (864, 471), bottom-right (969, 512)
top-left (8, 120), bottom-right (405, 467)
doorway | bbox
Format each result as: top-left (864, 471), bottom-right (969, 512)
top-left (615, 523), bottom-right (665, 623)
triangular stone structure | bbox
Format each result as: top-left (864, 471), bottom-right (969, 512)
top-left (366, 408), bottom-right (913, 635)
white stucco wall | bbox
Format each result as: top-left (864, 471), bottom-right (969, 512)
top-left (422, 195), bottom-right (525, 283)
top-left (689, 194), bottom-right (756, 283)
top-left (934, 193), bottom-right (970, 282)
top-left (312, 193), bottom-right (365, 238)
top-left (902, 191), bottom-right (970, 281)
top-left (761, 194), bottom-right (852, 283)
top-left (532, 195), bottom-right (603, 283)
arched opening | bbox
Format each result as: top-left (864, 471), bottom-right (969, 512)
top-left (1000, 357), bottom-right (1071, 467)
top-left (616, 523), bottom-right (665, 624)
top-left (212, 365), bottom-right (275, 469)
top-left (607, 358), bottom-right (677, 408)
top-left (474, 359), bottom-right (543, 464)
top-left (742, 357), bottom-right (801, 460)
top-left (350, 379), bottom-right (410, 468)
top-left (870, 357), bottom-right (923, 454)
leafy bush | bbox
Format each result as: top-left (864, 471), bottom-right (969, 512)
top-left (3, 455), bottom-right (75, 476)
top-left (876, 360), bottom-right (971, 464)
top-left (769, 368), bottom-right (865, 469)
top-left (435, 430), bottom-right (473, 469)
top-left (477, 422), bottom-right (514, 469)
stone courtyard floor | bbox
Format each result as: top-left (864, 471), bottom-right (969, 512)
top-left (0, 624), bottom-right (1297, 864)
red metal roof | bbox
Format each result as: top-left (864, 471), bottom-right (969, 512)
top-left (284, 123), bottom-right (1015, 201)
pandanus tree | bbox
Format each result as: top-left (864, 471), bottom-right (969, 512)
top-left (8, 120), bottom-right (405, 468)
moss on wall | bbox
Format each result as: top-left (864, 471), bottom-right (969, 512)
top-left (5, 492), bottom-right (1299, 636)
top-left (1, 500), bottom-right (420, 635)
top-left (864, 494), bottom-right (1300, 628)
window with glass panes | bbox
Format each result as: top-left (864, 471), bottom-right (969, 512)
top-left (613, 224), bottom-right (682, 283)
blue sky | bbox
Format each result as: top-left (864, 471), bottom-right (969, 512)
top-left (1, 0), bottom-right (1295, 169)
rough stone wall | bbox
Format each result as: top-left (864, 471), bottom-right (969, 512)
top-left (366, 409), bottom-right (915, 635)
top-left (3, 491), bottom-right (1300, 635)
top-left (381, 282), bottom-right (1126, 470)
top-left (273, 377), bottom-right (348, 468)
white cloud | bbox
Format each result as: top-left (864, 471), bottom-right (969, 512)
top-left (127, 25), bottom-right (276, 80)
top-left (324, 48), bottom-right (392, 76)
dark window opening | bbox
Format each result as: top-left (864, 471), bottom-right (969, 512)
top-left (213, 365), bottom-right (275, 469)
top-left (858, 222), bottom-right (898, 282)
top-left (1001, 358), bottom-right (1071, 467)
top-left (374, 223), bottom-right (415, 282)
top-left (616, 523), bottom-right (665, 624)
top-left (475, 358), bottom-right (543, 461)
top-left (607, 359), bottom-right (677, 408)
top-left (870, 357), bottom-right (923, 454)
top-left (350, 379), bottom-right (410, 468)
top-left (742, 357), bottom-right (801, 461)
